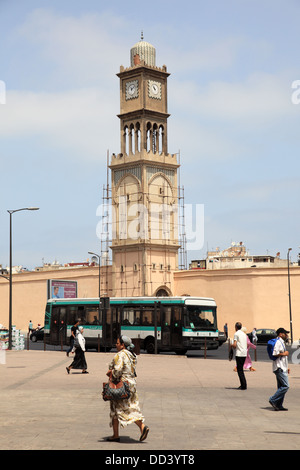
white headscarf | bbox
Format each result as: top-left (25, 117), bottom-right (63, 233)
top-left (121, 335), bottom-right (135, 352)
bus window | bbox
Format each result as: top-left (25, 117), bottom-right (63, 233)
top-left (85, 306), bottom-right (100, 325)
top-left (77, 306), bottom-right (85, 323)
top-left (45, 303), bottom-right (51, 328)
top-left (122, 308), bottom-right (134, 325)
top-left (164, 307), bottom-right (171, 326)
top-left (134, 310), bottom-right (141, 325)
top-left (141, 309), bottom-right (153, 326)
top-left (172, 306), bottom-right (181, 327)
top-left (185, 306), bottom-right (216, 329)
top-left (201, 309), bottom-right (214, 326)
top-left (68, 306), bottom-right (79, 326)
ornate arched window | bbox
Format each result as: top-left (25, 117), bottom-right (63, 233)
top-left (135, 122), bottom-right (141, 152)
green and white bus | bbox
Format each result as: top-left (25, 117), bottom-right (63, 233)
top-left (44, 296), bottom-right (219, 354)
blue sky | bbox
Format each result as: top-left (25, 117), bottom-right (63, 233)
top-left (0, 0), bottom-right (300, 269)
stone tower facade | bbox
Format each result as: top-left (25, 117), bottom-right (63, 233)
top-left (109, 38), bottom-right (180, 297)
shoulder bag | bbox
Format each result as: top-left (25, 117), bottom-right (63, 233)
top-left (102, 378), bottom-right (131, 401)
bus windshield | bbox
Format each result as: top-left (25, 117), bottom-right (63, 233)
top-left (184, 305), bottom-right (217, 330)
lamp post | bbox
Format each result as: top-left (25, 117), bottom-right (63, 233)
top-left (88, 251), bottom-right (100, 299)
top-left (7, 207), bottom-right (39, 350)
top-left (287, 248), bottom-right (293, 345)
top-left (88, 251), bottom-right (103, 351)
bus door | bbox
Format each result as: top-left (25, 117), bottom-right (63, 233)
top-left (50, 306), bottom-right (67, 345)
top-left (161, 306), bottom-right (182, 349)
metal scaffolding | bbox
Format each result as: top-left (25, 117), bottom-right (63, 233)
top-left (98, 149), bottom-right (188, 296)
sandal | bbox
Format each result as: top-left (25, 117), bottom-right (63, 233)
top-left (106, 436), bottom-right (120, 442)
top-left (140, 425), bottom-right (149, 442)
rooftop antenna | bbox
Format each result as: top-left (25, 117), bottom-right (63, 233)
top-left (141, 30), bottom-right (144, 41)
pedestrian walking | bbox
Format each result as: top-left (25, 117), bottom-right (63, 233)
top-left (66, 319), bottom-right (80, 357)
top-left (66, 326), bottom-right (88, 374)
top-left (269, 327), bottom-right (290, 411)
top-left (242, 327), bottom-right (256, 371)
top-left (105, 335), bottom-right (149, 442)
top-left (224, 323), bottom-right (228, 340)
top-left (251, 327), bottom-right (258, 345)
top-left (28, 320), bottom-right (33, 335)
top-left (231, 322), bottom-right (247, 390)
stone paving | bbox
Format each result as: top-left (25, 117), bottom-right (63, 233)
top-left (1, 349), bottom-right (300, 451)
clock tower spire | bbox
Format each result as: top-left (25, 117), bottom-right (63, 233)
top-left (109, 37), bottom-right (180, 297)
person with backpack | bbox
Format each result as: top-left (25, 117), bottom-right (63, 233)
top-left (269, 328), bottom-right (290, 411)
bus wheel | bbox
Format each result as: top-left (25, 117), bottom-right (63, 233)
top-left (145, 340), bottom-right (155, 354)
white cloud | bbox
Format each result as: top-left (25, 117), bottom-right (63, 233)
top-left (0, 87), bottom-right (120, 160)
top-left (171, 72), bottom-right (295, 123)
top-left (16, 8), bottom-right (129, 84)
top-left (164, 36), bottom-right (245, 73)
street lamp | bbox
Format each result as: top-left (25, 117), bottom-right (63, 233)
top-left (287, 248), bottom-right (293, 345)
top-left (8, 207), bottom-right (39, 349)
top-left (88, 251), bottom-right (100, 299)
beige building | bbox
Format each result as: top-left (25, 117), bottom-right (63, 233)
top-left (1, 39), bottom-right (299, 344)
top-left (190, 242), bottom-right (288, 270)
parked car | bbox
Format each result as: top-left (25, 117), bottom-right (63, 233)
top-left (30, 327), bottom-right (44, 342)
top-left (218, 331), bottom-right (227, 346)
top-left (248, 328), bottom-right (276, 344)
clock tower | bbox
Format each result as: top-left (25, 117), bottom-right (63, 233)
top-left (109, 37), bottom-right (180, 297)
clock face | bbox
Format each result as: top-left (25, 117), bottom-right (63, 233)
top-left (128, 84), bottom-right (136, 95)
top-left (151, 83), bottom-right (158, 95)
top-left (148, 80), bottom-right (161, 100)
top-left (126, 80), bottom-right (138, 100)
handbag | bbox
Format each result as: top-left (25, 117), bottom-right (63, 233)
top-left (102, 379), bottom-right (131, 401)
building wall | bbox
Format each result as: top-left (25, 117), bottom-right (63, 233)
top-left (1, 265), bottom-right (299, 344)
top-left (174, 267), bottom-right (300, 341)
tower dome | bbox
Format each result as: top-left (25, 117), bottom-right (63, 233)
top-left (130, 34), bottom-right (156, 67)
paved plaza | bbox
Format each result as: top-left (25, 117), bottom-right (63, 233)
top-left (1, 348), bottom-right (300, 451)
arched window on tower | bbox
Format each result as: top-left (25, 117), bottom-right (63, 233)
top-left (152, 123), bottom-right (158, 153)
top-left (130, 123), bottom-right (135, 154)
top-left (135, 122), bottom-right (141, 153)
top-left (124, 125), bottom-right (129, 155)
top-left (146, 122), bottom-right (152, 152)
top-left (159, 125), bottom-right (164, 154)
top-left (125, 126), bottom-right (129, 155)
